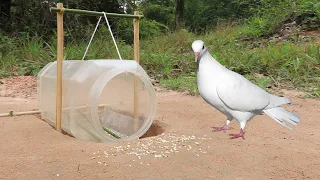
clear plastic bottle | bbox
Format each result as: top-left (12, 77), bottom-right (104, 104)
top-left (37, 59), bottom-right (156, 142)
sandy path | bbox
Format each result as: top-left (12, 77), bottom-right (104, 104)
top-left (0, 76), bottom-right (320, 180)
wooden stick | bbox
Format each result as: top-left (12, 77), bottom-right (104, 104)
top-left (133, 11), bottom-right (140, 64)
top-left (0, 107), bottom-right (120, 139)
top-left (50, 7), bottom-right (143, 19)
top-left (0, 110), bottom-right (40, 117)
top-left (56, 3), bottom-right (64, 132)
top-left (0, 104), bottom-right (109, 118)
top-left (133, 11), bottom-right (140, 132)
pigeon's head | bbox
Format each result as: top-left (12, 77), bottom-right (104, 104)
top-left (191, 40), bottom-right (205, 62)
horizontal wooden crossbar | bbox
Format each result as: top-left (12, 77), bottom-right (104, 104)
top-left (50, 7), bottom-right (144, 19)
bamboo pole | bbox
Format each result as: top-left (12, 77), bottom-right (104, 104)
top-left (134, 11), bottom-right (140, 64)
top-left (0, 110), bottom-right (40, 117)
top-left (56, 3), bottom-right (64, 132)
top-left (133, 11), bottom-right (140, 132)
top-left (0, 104), bottom-right (111, 118)
top-left (50, 7), bottom-right (143, 19)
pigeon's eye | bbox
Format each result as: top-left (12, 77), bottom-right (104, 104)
top-left (202, 46), bottom-right (204, 50)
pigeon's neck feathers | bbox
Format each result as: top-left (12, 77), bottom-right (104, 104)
top-left (198, 50), bottom-right (227, 71)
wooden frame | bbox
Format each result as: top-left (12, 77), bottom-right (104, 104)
top-left (52, 3), bottom-right (143, 133)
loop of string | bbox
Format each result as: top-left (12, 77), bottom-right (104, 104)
top-left (59, 8), bottom-right (65, 14)
top-left (103, 12), bottom-right (123, 62)
top-left (82, 16), bottom-right (102, 61)
top-left (82, 12), bottom-right (123, 64)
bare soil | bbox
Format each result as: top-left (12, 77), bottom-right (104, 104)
top-left (0, 76), bottom-right (319, 180)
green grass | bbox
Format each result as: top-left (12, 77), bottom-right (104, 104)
top-left (0, 25), bottom-right (319, 98)
top-left (160, 76), bottom-right (198, 95)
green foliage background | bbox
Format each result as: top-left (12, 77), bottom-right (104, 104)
top-left (0, 0), bottom-right (320, 97)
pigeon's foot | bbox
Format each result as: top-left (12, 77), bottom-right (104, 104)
top-left (212, 124), bottom-right (233, 133)
top-left (228, 129), bottom-right (245, 139)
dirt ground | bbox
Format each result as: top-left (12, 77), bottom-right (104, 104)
top-left (0, 76), bottom-right (319, 180)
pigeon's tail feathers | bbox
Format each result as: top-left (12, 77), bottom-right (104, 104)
top-left (265, 94), bottom-right (291, 109)
top-left (263, 107), bottom-right (301, 130)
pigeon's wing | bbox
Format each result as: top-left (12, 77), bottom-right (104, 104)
top-left (216, 72), bottom-right (270, 112)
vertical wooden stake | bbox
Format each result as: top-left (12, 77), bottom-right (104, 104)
top-left (56, 3), bottom-right (64, 132)
top-left (133, 11), bottom-right (140, 132)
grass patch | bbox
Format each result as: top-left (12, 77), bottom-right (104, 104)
top-left (0, 25), bottom-right (319, 98)
top-left (160, 76), bottom-right (198, 95)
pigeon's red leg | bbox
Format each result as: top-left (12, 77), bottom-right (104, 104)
top-left (228, 129), bottom-right (245, 139)
top-left (212, 119), bottom-right (233, 132)
top-left (212, 124), bottom-right (233, 132)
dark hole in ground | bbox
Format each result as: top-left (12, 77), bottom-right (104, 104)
top-left (140, 120), bottom-right (167, 139)
top-left (37, 114), bottom-right (166, 140)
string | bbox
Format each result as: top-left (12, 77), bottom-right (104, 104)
top-left (59, 8), bottom-right (65, 14)
top-left (82, 16), bottom-right (102, 61)
top-left (81, 12), bottom-right (124, 66)
top-left (102, 12), bottom-right (123, 62)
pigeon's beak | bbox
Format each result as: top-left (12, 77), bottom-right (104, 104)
top-left (194, 52), bottom-right (200, 62)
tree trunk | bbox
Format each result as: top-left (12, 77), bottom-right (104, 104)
top-left (175, 0), bottom-right (185, 29)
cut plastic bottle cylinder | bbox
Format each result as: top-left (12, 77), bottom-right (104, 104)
top-left (37, 59), bottom-right (156, 142)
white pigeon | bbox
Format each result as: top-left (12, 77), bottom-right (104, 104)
top-left (191, 40), bottom-right (301, 139)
